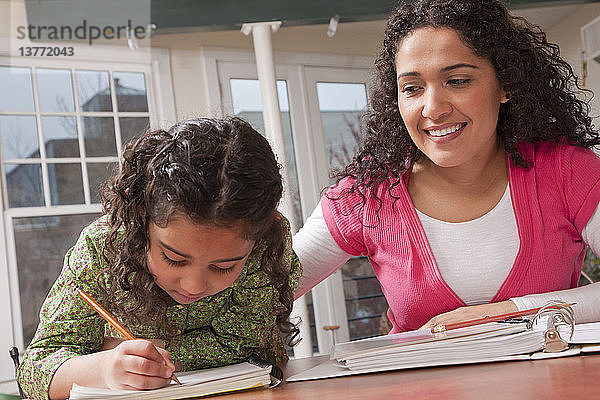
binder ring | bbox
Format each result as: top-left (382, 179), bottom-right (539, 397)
top-left (531, 300), bottom-right (575, 340)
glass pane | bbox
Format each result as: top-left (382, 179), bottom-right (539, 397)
top-left (230, 79), bottom-right (290, 114)
top-left (229, 79), bottom-right (303, 230)
top-left (343, 258), bottom-right (390, 340)
top-left (42, 116), bottom-right (79, 158)
top-left (88, 162), bottom-right (117, 203)
top-left (0, 115), bottom-right (40, 159)
top-left (315, 81), bottom-right (387, 341)
top-left (15, 213), bottom-right (101, 345)
top-left (316, 82), bottom-right (367, 176)
top-left (5, 163), bottom-right (44, 207)
top-left (113, 72), bottom-right (149, 112)
top-left (76, 70), bottom-right (112, 112)
top-left (37, 69), bottom-right (75, 112)
top-left (120, 117), bottom-right (149, 146)
top-left (582, 248), bottom-right (600, 285)
top-left (48, 163), bottom-right (84, 205)
top-left (304, 291), bottom-right (319, 354)
top-left (0, 66), bottom-right (35, 112)
top-left (82, 117), bottom-right (117, 156)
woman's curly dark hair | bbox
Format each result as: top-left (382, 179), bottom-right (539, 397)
top-left (334, 0), bottom-right (599, 207)
top-left (98, 117), bottom-right (298, 344)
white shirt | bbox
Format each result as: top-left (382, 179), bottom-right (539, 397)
top-left (415, 183), bottom-right (518, 305)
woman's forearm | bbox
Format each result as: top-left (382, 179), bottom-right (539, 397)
top-left (293, 201), bottom-right (351, 298)
top-left (510, 282), bottom-right (600, 323)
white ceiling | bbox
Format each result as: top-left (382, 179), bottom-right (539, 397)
top-left (512, 4), bottom-right (582, 30)
top-left (335, 3), bottom-right (585, 41)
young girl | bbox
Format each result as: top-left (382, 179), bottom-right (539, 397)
top-left (17, 117), bottom-right (301, 400)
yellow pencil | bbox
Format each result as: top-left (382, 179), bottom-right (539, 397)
top-left (70, 282), bottom-right (182, 385)
top-left (432, 303), bottom-right (576, 333)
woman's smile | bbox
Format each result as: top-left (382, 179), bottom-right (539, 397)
top-left (423, 122), bottom-right (467, 142)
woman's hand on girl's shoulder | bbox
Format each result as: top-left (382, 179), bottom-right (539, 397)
top-left (99, 339), bottom-right (175, 390)
top-left (420, 300), bottom-right (519, 330)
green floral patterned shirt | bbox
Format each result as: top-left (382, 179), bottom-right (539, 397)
top-left (16, 215), bottom-right (301, 400)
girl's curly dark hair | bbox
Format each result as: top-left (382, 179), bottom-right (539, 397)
top-left (98, 117), bottom-right (298, 344)
top-left (334, 0), bottom-right (599, 208)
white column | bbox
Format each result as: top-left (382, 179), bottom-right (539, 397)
top-left (241, 21), bottom-right (313, 358)
top-left (290, 295), bottom-right (312, 358)
top-left (241, 22), bottom-right (293, 228)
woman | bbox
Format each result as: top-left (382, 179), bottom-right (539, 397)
top-left (294, 0), bottom-right (600, 333)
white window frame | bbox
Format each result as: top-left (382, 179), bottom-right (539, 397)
top-left (0, 44), bottom-right (175, 390)
top-left (204, 47), bottom-right (373, 354)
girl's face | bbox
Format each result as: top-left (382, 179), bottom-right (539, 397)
top-left (146, 215), bottom-right (255, 304)
top-left (395, 27), bottom-right (508, 169)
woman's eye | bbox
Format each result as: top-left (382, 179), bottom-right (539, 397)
top-left (447, 78), bottom-right (471, 87)
top-left (160, 252), bottom-right (186, 266)
top-left (401, 85), bottom-right (421, 95)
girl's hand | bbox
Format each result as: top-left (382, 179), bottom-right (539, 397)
top-left (102, 337), bottom-right (183, 372)
top-left (100, 339), bottom-right (175, 390)
top-left (421, 300), bottom-right (519, 330)
top-left (101, 336), bottom-right (165, 351)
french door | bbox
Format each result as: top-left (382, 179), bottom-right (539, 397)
top-left (212, 51), bottom-right (389, 355)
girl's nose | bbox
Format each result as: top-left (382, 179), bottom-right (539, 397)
top-left (180, 272), bottom-right (208, 297)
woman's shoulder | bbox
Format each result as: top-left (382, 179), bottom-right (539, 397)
top-left (514, 139), bottom-right (600, 192)
top-left (325, 174), bottom-right (403, 201)
top-left (322, 173), bottom-right (407, 225)
top-left (522, 138), bottom-right (599, 169)
top-left (518, 139), bottom-right (600, 227)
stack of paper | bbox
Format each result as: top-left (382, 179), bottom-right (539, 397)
top-left (563, 321), bottom-right (600, 343)
top-left (288, 321), bottom-right (600, 382)
top-left (69, 362), bottom-right (272, 400)
top-left (333, 322), bottom-right (544, 372)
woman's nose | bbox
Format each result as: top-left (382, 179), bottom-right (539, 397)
top-left (421, 87), bottom-right (452, 120)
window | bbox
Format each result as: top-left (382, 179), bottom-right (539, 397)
top-left (0, 58), bottom-right (161, 358)
top-left (307, 72), bottom-right (389, 345)
top-left (0, 66), bottom-right (150, 208)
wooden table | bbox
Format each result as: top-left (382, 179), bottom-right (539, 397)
top-left (215, 353), bottom-right (600, 400)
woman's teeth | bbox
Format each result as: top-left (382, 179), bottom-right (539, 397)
top-left (427, 123), bottom-right (464, 137)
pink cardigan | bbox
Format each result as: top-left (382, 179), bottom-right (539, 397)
top-left (322, 140), bottom-right (600, 333)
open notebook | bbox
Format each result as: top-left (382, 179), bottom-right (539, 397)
top-left (69, 362), bottom-right (273, 400)
top-left (288, 321), bottom-right (600, 382)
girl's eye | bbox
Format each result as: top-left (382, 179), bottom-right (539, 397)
top-left (209, 265), bottom-right (235, 275)
top-left (160, 252), bottom-right (186, 266)
top-left (447, 78), bottom-right (471, 87)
